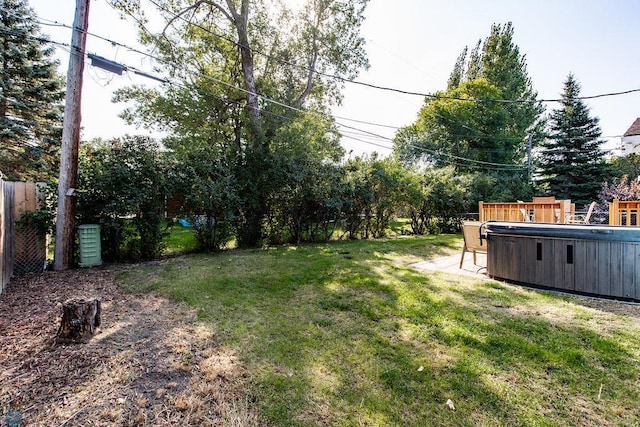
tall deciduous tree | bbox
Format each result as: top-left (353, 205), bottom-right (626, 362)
top-left (449, 22), bottom-right (544, 144)
top-left (0, 0), bottom-right (64, 180)
top-left (538, 74), bottom-right (609, 207)
top-left (394, 79), bottom-right (511, 169)
top-left (112, 0), bottom-right (369, 246)
top-left (395, 22), bottom-right (542, 201)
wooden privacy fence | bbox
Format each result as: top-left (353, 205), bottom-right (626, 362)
top-left (479, 197), bottom-right (574, 224)
top-left (0, 181), bottom-right (46, 294)
top-left (1, 180), bottom-right (12, 293)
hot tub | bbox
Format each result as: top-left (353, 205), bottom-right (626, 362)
top-left (483, 222), bottom-right (640, 301)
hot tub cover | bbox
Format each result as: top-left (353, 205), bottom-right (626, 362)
top-left (483, 221), bottom-right (640, 243)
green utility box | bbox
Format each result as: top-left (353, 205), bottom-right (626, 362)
top-left (78, 224), bottom-right (102, 267)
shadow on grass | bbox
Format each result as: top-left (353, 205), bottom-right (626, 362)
top-left (116, 236), bottom-right (640, 426)
top-left (0, 269), bottom-right (253, 426)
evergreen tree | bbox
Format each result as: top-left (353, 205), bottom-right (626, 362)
top-left (0, 0), bottom-right (64, 181)
top-left (539, 74), bottom-right (609, 206)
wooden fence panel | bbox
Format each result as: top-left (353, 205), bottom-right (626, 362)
top-left (13, 182), bottom-right (47, 274)
top-left (0, 181), bottom-right (46, 295)
top-left (13, 182), bottom-right (46, 275)
top-left (1, 181), bottom-right (16, 294)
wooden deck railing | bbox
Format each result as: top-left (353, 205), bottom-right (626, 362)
top-left (480, 198), bottom-right (640, 227)
top-left (479, 199), bottom-right (574, 224)
top-left (609, 199), bottom-right (640, 226)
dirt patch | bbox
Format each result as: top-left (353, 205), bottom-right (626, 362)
top-left (0, 268), bottom-right (257, 426)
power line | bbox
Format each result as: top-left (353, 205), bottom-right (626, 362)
top-left (9, 17), bottom-right (618, 170)
top-left (21, 23), bottom-right (602, 147)
top-left (128, 0), bottom-right (640, 105)
top-left (336, 121), bottom-right (526, 169)
top-left (32, 19), bottom-right (412, 131)
top-left (8, 26), bottom-right (620, 170)
top-left (25, 33), bottom-right (537, 170)
top-left (340, 134), bottom-right (394, 152)
top-left (15, 5), bottom-right (640, 107)
top-left (29, 17), bottom-right (640, 142)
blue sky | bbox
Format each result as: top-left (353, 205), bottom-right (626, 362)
top-left (29, 0), bottom-right (640, 157)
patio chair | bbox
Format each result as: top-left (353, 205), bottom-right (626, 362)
top-left (518, 201), bottom-right (532, 222)
top-left (566, 201), bottom-right (596, 224)
top-left (460, 221), bottom-right (487, 268)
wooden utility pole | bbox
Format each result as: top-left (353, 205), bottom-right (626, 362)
top-left (54, 0), bottom-right (90, 271)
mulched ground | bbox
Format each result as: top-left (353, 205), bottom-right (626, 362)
top-left (0, 267), bottom-right (257, 426)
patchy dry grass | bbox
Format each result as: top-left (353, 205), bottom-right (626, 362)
top-left (0, 269), bottom-right (256, 426)
top-left (3, 234), bottom-right (640, 426)
top-left (116, 236), bottom-right (640, 426)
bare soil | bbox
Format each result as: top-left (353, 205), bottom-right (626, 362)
top-left (0, 267), bottom-right (257, 426)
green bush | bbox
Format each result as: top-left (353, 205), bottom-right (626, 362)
top-left (172, 147), bottom-right (238, 252)
top-left (265, 112), bottom-right (346, 244)
top-left (404, 166), bottom-right (474, 234)
top-left (77, 136), bottom-right (171, 262)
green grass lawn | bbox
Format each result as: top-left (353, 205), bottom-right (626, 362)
top-left (118, 235), bottom-right (640, 426)
top-left (163, 222), bottom-right (199, 255)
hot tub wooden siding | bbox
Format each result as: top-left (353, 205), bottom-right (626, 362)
top-left (485, 223), bottom-right (640, 300)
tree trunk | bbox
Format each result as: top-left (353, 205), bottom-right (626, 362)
top-left (55, 298), bottom-right (101, 344)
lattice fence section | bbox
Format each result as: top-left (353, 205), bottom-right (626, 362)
top-left (13, 223), bottom-right (47, 275)
top-left (0, 182), bottom-right (47, 294)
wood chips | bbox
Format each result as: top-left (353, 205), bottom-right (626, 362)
top-left (0, 267), bottom-right (257, 426)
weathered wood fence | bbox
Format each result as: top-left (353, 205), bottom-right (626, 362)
top-left (0, 181), bottom-right (46, 294)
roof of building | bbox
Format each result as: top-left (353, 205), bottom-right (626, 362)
top-left (624, 118), bottom-right (640, 137)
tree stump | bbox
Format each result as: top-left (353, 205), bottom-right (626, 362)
top-left (55, 298), bottom-right (101, 344)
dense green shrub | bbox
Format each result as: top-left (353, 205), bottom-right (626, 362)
top-left (172, 147), bottom-right (238, 252)
top-left (339, 156), bottom-right (415, 239)
top-left (74, 134), bottom-right (490, 262)
top-left (77, 136), bottom-right (171, 262)
top-left (265, 113), bottom-right (345, 244)
top-left (406, 166), bottom-right (473, 234)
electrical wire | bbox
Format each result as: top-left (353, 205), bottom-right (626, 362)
top-left (130, 0), bottom-right (640, 105)
top-left (27, 35), bottom-right (587, 170)
top-left (13, 5), bottom-right (640, 106)
top-left (33, 19), bottom-right (411, 130)
top-left (6, 27), bottom-right (618, 170)
top-left (29, 18), bottom-right (640, 143)
top-left (15, 25), bottom-right (573, 152)
top-left (2, 16), bottom-right (621, 171)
